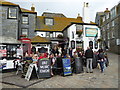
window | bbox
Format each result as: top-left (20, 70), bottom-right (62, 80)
top-left (94, 41), bottom-right (98, 49)
top-left (22, 15), bottom-right (28, 24)
top-left (8, 8), bottom-right (17, 18)
top-left (112, 20), bottom-right (115, 26)
top-left (110, 7), bottom-right (117, 19)
top-left (108, 33), bottom-right (110, 39)
top-left (108, 41), bottom-right (110, 48)
top-left (89, 41), bottom-right (93, 49)
top-left (107, 24), bottom-right (109, 29)
top-left (45, 18), bottom-right (54, 25)
top-left (72, 31), bottom-right (74, 39)
top-left (46, 32), bottom-right (50, 37)
top-left (102, 27), bottom-right (105, 31)
top-left (112, 32), bottom-right (115, 38)
top-left (71, 40), bottom-right (75, 49)
top-left (50, 32), bottom-right (53, 38)
top-left (103, 16), bottom-right (105, 22)
top-left (76, 25), bottom-right (82, 31)
top-left (22, 29), bottom-right (28, 36)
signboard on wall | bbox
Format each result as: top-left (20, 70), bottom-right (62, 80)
top-left (85, 27), bottom-right (98, 37)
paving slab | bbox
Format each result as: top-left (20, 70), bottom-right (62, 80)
top-left (2, 72), bottom-right (46, 88)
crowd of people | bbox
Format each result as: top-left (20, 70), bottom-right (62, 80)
top-left (15, 46), bottom-right (109, 78)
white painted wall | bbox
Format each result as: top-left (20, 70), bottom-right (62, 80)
top-left (64, 23), bottom-right (101, 52)
top-left (36, 32), bottom-right (46, 37)
top-left (67, 24), bottom-right (76, 53)
top-left (83, 25), bottom-right (100, 51)
top-left (36, 31), bottom-right (63, 38)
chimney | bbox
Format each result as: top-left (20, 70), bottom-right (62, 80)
top-left (31, 4), bottom-right (35, 12)
top-left (77, 13), bottom-right (82, 21)
top-left (83, 2), bottom-right (90, 23)
top-left (104, 8), bottom-right (110, 13)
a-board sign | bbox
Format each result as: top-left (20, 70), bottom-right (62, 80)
top-left (62, 58), bottom-right (72, 76)
top-left (38, 58), bottom-right (51, 78)
top-left (75, 57), bottom-right (83, 74)
top-left (25, 64), bottom-right (38, 81)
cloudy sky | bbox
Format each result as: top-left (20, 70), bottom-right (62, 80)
top-left (7, 0), bottom-right (120, 21)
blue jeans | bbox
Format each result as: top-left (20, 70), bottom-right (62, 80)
top-left (99, 61), bottom-right (105, 72)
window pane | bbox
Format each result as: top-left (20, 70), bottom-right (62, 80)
top-left (76, 25), bottom-right (82, 31)
top-left (22, 29), bottom-right (28, 35)
top-left (9, 8), bottom-right (17, 18)
top-left (22, 16), bottom-right (28, 24)
top-left (46, 32), bottom-right (50, 37)
top-left (45, 18), bottom-right (53, 25)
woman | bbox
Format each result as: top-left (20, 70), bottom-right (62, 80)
top-left (32, 54), bottom-right (38, 64)
top-left (98, 49), bottom-right (105, 73)
top-left (49, 54), bottom-right (56, 76)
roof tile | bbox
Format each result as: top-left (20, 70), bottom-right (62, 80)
top-left (36, 16), bottom-right (84, 32)
top-left (31, 35), bottom-right (50, 43)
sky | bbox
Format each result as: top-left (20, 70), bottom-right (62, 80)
top-left (6, 0), bottom-right (120, 21)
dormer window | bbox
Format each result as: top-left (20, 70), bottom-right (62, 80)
top-left (8, 8), bottom-right (17, 19)
top-left (45, 18), bottom-right (54, 25)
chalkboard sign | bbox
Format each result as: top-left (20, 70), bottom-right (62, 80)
top-left (38, 58), bottom-right (51, 78)
top-left (75, 57), bottom-right (83, 74)
top-left (25, 64), bottom-right (38, 81)
top-left (62, 58), bottom-right (72, 76)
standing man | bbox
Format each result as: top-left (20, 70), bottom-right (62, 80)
top-left (85, 47), bottom-right (94, 73)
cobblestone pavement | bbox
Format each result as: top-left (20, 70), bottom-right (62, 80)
top-left (1, 52), bottom-right (119, 88)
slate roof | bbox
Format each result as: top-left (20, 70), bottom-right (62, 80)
top-left (20, 8), bottom-right (37, 14)
top-left (0, 0), bottom-right (19, 6)
top-left (0, 0), bottom-right (36, 14)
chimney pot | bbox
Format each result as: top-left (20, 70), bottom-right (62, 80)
top-left (31, 4), bottom-right (35, 12)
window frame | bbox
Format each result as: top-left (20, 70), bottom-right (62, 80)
top-left (22, 15), bottom-right (29, 24)
top-left (46, 32), bottom-right (50, 37)
top-left (45, 18), bottom-right (54, 25)
top-left (8, 8), bottom-right (17, 19)
top-left (21, 28), bottom-right (28, 37)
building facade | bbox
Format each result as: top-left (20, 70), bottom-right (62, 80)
top-left (95, 2), bottom-right (120, 54)
top-left (35, 12), bottom-right (84, 50)
top-left (0, 0), bottom-right (37, 40)
top-left (0, 0), bottom-right (37, 58)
